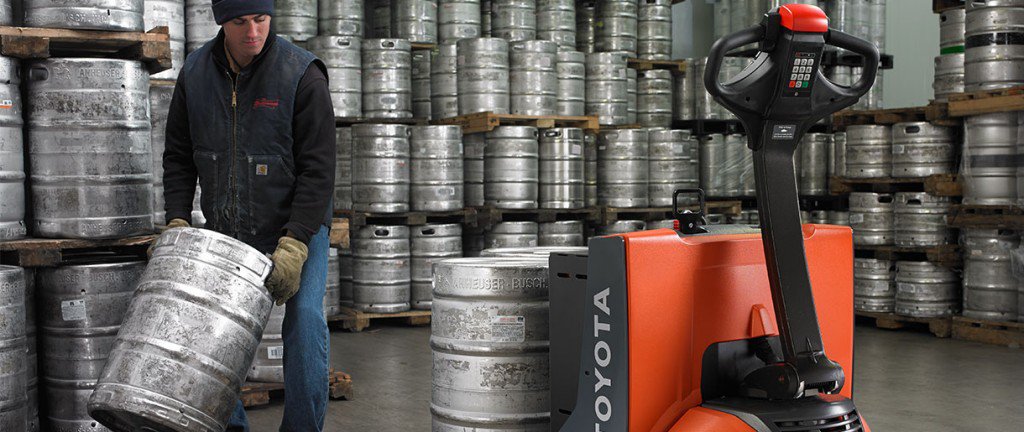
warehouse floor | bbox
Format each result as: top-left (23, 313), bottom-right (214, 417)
top-left (245, 325), bottom-right (1024, 432)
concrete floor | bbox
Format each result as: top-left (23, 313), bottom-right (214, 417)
top-left (246, 324), bottom-right (1024, 432)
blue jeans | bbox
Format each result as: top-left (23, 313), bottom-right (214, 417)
top-left (227, 225), bottom-right (331, 431)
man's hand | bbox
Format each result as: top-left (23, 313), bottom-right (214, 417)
top-left (148, 219), bottom-right (191, 258)
top-left (265, 236), bottom-right (309, 305)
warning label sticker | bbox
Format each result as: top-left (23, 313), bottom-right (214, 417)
top-left (268, 346), bottom-right (284, 360)
top-left (490, 316), bottom-right (526, 342)
top-left (61, 300), bottom-right (86, 322)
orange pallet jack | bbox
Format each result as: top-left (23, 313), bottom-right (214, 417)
top-left (551, 4), bottom-right (879, 431)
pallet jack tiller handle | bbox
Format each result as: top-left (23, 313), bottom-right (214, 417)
top-left (703, 4), bottom-right (879, 399)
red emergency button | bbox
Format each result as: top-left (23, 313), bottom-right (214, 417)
top-left (779, 4), bottom-right (828, 33)
top-left (789, 81), bottom-right (796, 88)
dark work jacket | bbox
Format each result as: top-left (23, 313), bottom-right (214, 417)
top-left (165, 33), bottom-right (335, 253)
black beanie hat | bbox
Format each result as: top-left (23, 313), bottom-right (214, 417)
top-left (211, 0), bottom-right (274, 25)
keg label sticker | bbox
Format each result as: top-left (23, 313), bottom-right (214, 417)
top-left (61, 300), bottom-right (87, 321)
top-left (571, 144), bottom-right (582, 155)
top-left (268, 346), bottom-right (284, 360)
top-left (490, 316), bottom-right (526, 342)
top-left (0, 99), bottom-right (12, 109)
top-left (771, 124), bottom-right (797, 140)
top-left (850, 213), bottom-right (865, 224)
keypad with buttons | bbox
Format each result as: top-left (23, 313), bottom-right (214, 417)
top-left (784, 52), bottom-right (817, 97)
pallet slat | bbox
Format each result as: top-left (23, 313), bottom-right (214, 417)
top-left (952, 316), bottom-right (1024, 347)
top-left (433, 112), bottom-right (599, 134)
top-left (947, 204), bottom-right (1024, 229)
top-left (856, 311), bottom-right (952, 338)
top-left (0, 25), bottom-right (172, 73)
top-left (828, 174), bottom-right (961, 196)
top-left (832, 103), bottom-right (956, 129)
top-left (0, 235), bottom-right (156, 267)
top-left (241, 370), bottom-right (353, 407)
top-left (626, 58), bottom-right (686, 73)
top-left (328, 306), bottom-right (432, 332)
top-left (947, 85), bottom-right (1024, 117)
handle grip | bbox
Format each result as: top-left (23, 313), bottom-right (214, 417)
top-left (704, 25), bottom-right (764, 101)
top-left (826, 29), bottom-right (880, 98)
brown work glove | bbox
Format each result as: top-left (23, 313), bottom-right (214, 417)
top-left (148, 219), bottom-right (191, 258)
top-left (265, 236), bottom-right (309, 305)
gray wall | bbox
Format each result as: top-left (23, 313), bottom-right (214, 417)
top-left (671, 0), bottom-right (940, 109)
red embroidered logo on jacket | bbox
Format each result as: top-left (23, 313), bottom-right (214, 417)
top-left (253, 98), bottom-right (280, 109)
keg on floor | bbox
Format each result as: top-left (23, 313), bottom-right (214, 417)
top-left (352, 225), bottom-right (412, 314)
top-left (457, 38), bottom-right (510, 115)
top-left (895, 261), bottom-right (959, 318)
top-left (485, 126), bottom-right (539, 209)
top-left (891, 122), bottom-right (955, 177)
top-left (854, 258), bottom-right (895, 313)
top-left (598, 220), bottom-right (646, 236)
top-left (576, 0), bottom-right (596, 53)
top-left (539, 220), bottom-right (584, 247)
top-left (556, 50), bottom-right (586, 116)
top-left (325, 248), bottom-right (342, 317)
top-left (539, 128), bottom-right (585, 209)
top-left (248, 304), bottom-right (286, 383)
top-left (335, 127), bottom-right (353, 211)
top-left (961, 229), bottom-right (1020, 321)
top-left (595, 0), bottom-right (638, 56)
top-left (700, 133), bottom-right (728, 197)
top-left (584, 132), bottom-right (598, 207)
top-left (636, 69), bottom-right (673, 128)
top-left (964, 2), bottom-right (1024, 91)
top-left (962, 112), bottom-right (1018, 205)
top-left (510, 40), bottom-right (558, 116)
top-left (845, 124), bottom-right (892, 179)
top-left (0, 266), bottom-right (26, 431)
top-left (144, 0), bottom-right (185, 80)
top-left (185, 0), bottom-right (219, 52)
top-left (87, 229), bottom-right (273, 432)
top-left (318, 0), bottom-right (364, 37)
top-left (463, 133), bottom-right (485, 207)
top-left (894, 192), bottom-right (955, 247)
top-left (352, 124), bottom-right (411, 213)
top-left (798, 133), bottom-right (830, 196)
top-left (438, 0), bottom-right (481, 43)
top-left (431, 43), bottom-right (459, 120)
top-left (649, 129), bottom-right (692, 207)
top-left (849, 192), bottom-right (894, 246)
top-left (411, 224), bottom-right (462, 310)
top-left (25, 0), bottom-right (144, 31)
top-left (430, 257), bottom-right (551, 431)
top-left (273, 0), bottom-right (317, 42)
top-left (598, 129), bottom-right (649, 208)
top-left (411, 125), bottom-right (464, 212)
top-left (362, 39), bottom-right (413, 118)
top-left (537, 0), bottom-right (576, 49)
top-left (411, 48), bottom-right (433, 119)
top-left (585, 52), bottom-right (629, 126)
top-left (638, 0), bottom-right (673, 60)
top-left (340, 246), bottom-right (354, 307)
top-left (486, 221), bottom-right (539, 249)
top-left (37, 261), bottom-right (144, 432)
top-left (27, 58), bottom-right (153, 239)
top-left (0, 56), bottom-right (25, 241)
top-left (392, 0), bottom-right (438, 43)
top-left (491, 0), bottom-right (537, 42)
top-left (308, 36), bottom-right (363, 118)
top-left (933, 53), bottom-right (965, 102)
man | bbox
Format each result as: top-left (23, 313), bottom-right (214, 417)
top-left (161, 0), bottom-right (336, 430)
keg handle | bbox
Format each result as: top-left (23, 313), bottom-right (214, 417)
top-left (704, 4), bottom-right (878, 399)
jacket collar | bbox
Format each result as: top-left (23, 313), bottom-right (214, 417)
top-left (211, 28), bottom-right (277, 75)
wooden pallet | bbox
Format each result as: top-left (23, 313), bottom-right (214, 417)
top-left (335, 208), bottom-right (478, 228)
top-left (947, 85), bottom-right (1024, 117)
top-left (856, 311), bottom-right (953, 338)
top-left (241, 369), bottom-right (353, 407)
top-left (854, 244), bottom-right (961, 269)
top-left (933, 0), bottom-right (965, 13)
top-left (600, 201), bottom-right (743, 226)
top-left (828, 174), bottom-right (962, 196)
top-left (626, 58), bottom-right (686, 73)
top-left (410, 42), bottom-right (435, 51)
top-left (952, 316), bottom-right (1024, 348)
top-left (947, 204), bottom-right (1024, 229)
top-left (476, 207), bottom-right (599, 226)
top-left (328, 307), bottom-right (432, 332)
top-left (330, 218), bottom-right (350, 249)
top-left (433, 112), bottom-right (600, 134)
top-left (0, 25), bottom-right (171, 74)
top-left (335, 116), bottom-right (427, 127)
top-left (831, 103), bottom-right (956, 129)
top-left (0, 235), bottom-right (156, 267)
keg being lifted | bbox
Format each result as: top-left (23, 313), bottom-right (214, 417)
top-left (88, 229), bottom-right (272, 432)
top-left (430, 257), bottom-right (551, 431)
top-left (28, 58), bottom-right (153, 239)
top-left (248, 304), bottom-right (286, 383)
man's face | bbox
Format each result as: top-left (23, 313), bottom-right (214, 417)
top-left (223, 14), bottom-right (270, 58)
